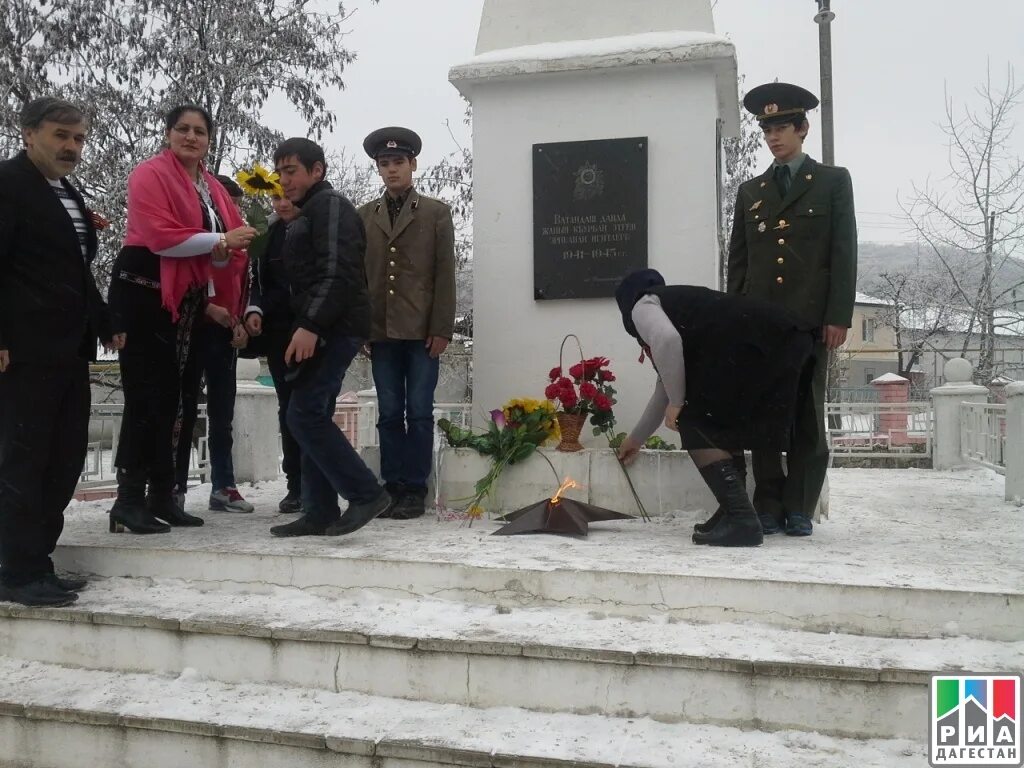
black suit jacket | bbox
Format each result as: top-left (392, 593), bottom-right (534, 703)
top-left (0, 151), bottom-right (113, 365)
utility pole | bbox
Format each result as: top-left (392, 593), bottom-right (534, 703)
top-left (814, 0), bottom-right (836, 164)
top-left (815, 0), bottom-right (841, 411)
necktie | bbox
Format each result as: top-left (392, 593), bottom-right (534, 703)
top-left (774, 164), bottom-right (792, 197)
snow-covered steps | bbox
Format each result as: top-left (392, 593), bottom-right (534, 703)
top-left (3, 579), bottom-right (1020, 740)
top-left (54, 482), bottom-right (1024, 641)
top-left (0, 658), bottom-right (929, 768)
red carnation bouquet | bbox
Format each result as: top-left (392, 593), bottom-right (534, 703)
top-left (544, 356), bottom-right (617, 438)
top-left (541, 335), bottom-right (649, 521)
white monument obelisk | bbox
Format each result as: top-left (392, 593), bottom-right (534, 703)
top-left (450, 0), bottom-right (739, 436)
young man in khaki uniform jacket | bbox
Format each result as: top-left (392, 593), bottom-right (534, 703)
top-left (726, 82), bottom-right (857, 538)
top-left (358, 127), bottom-right (456, 519)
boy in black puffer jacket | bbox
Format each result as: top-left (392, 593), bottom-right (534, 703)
top-left (266, 138), bottom-right (391, 538)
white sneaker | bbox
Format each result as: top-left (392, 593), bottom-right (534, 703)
top-left (209, 487), bottom-right (255, 513)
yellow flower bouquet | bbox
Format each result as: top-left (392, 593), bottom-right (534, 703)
top-left (438, 398), bottom-right (560, 522)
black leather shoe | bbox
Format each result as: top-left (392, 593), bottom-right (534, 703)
top-left (758, 512), bottom-right (783, 535)
top-left (44, 573), bottom-right (87, 592)
top-left (387, 487), bottom-right (427, 520)
top-left (270, 515), bottom-right (330, 537)
top-left (388, 504), bottom-right (425, 520)
top-left (325, 490), bottom-right (392, 536)
top-left (785, 511), bottom-right (813, 536)
top-left (0, 579), bottom-right (79, 607)
top-left (377, 483), bottom-right (406, 519)
top-left (278, 492), bottom-right (303, 514)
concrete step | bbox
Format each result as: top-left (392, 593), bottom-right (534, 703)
top-left (54, 502), bottom-right (1024, 641)
top-left (0, 658), bottom-right (928, 768)
top-left (3, 578), bottom-right (1020, 739)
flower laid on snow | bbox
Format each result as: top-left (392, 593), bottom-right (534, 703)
top-left (438, 398), bottom-right (560, 522)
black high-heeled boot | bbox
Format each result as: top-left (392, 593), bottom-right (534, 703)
top-left (147, 492), bottom-right (205, 527)
top-left (691, 460), bottom-right (763, 547)
top-left (147, 471), bottom-right (204, 527)
top-left (109, 469), bottom-right (171, 534)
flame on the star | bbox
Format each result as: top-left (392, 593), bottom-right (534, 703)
top-left (550, 477), bottom-right (578, 504)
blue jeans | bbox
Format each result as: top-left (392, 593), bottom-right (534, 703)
top-left (371, 340), bottom-right (440, 491)
top-left (286, 334), bottom-right (381, 525)
top-left (198, 324), bottom-right (238, 491)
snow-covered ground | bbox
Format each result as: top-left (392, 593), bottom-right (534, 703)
top-left (0, 658), bottom-right (929, 768)
top-left (62, 467), bottom-right (1023, 595)
top-left (2, 466), bottom-right (1017, 767)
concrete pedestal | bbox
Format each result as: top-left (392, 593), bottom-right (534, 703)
top-left (231, 361), bottom-right (280, 483)
top-left (449, 0), bottom-right (738, 443)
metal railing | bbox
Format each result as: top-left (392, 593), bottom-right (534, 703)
top-left (434, 402), bottom-right (473, 429)
top-left (79, 403), bottom-right (209, 488)
top-left (960, 402), bottom-right (1007, 474)
top-left (332, 400), bottom-right (473, 451)
top-left (82, 398), bottom-right (472, 490)
top-left (826, 401), bottom-right (933, 457)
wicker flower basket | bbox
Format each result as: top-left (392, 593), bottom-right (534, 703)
top-left (555, 412), bottom-right (586, 452)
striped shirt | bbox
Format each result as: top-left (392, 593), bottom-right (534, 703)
top-left (48, 178), bottom-right (88, 260)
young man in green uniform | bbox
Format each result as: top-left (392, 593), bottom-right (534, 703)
top-left (726, 82), bottom-right (857, 537)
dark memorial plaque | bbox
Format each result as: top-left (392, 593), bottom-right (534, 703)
top-left (533, 137), bottom-right (648, 300)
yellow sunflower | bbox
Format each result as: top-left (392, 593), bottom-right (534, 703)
top-left (235, 164), bottom-right (283, 197)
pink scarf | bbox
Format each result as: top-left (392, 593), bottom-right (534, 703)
top-left (123, 149), bottom-right (246, 321)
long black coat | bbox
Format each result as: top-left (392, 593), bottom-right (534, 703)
top-left (0, 151), bottom-right (113, 364)
top-left (649, 285), bottom-right (815, 450)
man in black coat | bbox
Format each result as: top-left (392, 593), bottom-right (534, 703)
top-left (0, 97), bottom-right (124, 606)
top-left (268, 138), bottom-right (391, 538)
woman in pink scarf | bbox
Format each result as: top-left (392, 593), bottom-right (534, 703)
top-left (107, 105), bottom-right (257, 534)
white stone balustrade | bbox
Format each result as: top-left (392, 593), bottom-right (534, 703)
top-left (930, 358), bottom-right (990, 471)
top-left (1005, 381), bottom-right (1024, 503)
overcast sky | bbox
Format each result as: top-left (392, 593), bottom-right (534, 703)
top-left (270, 0), bottom-right (1024, 243)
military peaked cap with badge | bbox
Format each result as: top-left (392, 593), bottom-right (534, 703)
top-left (362, 127), bottom-right (423, 160)
top-left (743, 82), bottom-right (820, 126)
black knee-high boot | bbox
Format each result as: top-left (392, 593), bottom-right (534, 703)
top-left (147, 468), bottom-right (204, 527)
top-left (109, 469), bottom-right (171, 534)
top-left (693, 453), bottom-right (746, 534)
top-left (691, 459), bottom-right (763, 547)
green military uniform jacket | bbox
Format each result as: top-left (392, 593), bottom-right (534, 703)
top-left (726, 156), bottom-right (857, 329)
top-left (357, 188), bottom-right (457, 343)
